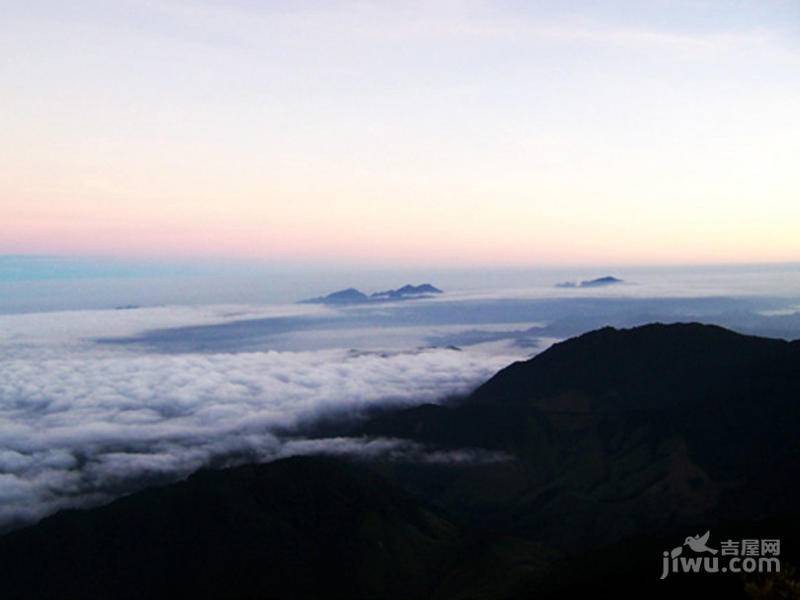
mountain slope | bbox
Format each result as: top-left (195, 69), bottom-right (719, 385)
top-left (470, 322), bottom-right (795, 410)
top-left (0, 456), bottom-right (553, 600)
top-left (3, 323), bottom-right (799, 598)
top-left (354, 323), bottom-right (800, 550)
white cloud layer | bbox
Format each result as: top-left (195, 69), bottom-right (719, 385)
top-left (0, 305), bottom-right (522, 530)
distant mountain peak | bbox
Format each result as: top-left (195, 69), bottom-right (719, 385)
top-left (302, 283), bottom-right (442, 305)
top-left (556, 276), bottom-right (624, 288)
top-left (370, 283), bottom-right (443, 300)
top-left (300, 287), bottom-right (369, 304)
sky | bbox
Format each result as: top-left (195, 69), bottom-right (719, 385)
top-left (2, 1), bottom-right (799, 267)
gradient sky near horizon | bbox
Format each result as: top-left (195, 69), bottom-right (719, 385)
top-left (2, 1), bottom-right (799, 267)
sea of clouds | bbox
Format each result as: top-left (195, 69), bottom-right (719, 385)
top-left (0, 304), bottom-right (526, 530)
top-left (5, 264), bottom-right (800, 531)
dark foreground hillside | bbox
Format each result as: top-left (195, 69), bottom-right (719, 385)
top-left (2, 323), bottom-right (799, 599)
top-left (0, 456), bottom-right (553, 600)
top-left (358, 323), bottom-right (800, 550)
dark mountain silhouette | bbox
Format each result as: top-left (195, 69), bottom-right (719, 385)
top-left (0, 456), bottom-right (553, 600)
top-left (301, 283), bottom-right (442, 305)
top-left (557, 275), bottom-right (623, 288)
top-left (530, 514), bottom-right (800, 599)
top-left (3, 323), bottom-right (799, 598)
top-left (353, 323), bottom-right (800, 551)
top-left (471, 322), bottom-right (795, 410)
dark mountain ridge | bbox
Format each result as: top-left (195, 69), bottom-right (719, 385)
top-left (3, 323), bottom-right (799, 598)
top-left (352, 323), bottom-right (800, 550)
top-left (471, 322), bottom-right (798, 410)
top-left (0, 456), bottom-right (552, 600)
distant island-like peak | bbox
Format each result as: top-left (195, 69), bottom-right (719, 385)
top-left (556, 276), bottom-right (623, 288)
top-left (301, 283), bottom-right (443, 305)
top-left (370, 283), bottom-right (443, 300)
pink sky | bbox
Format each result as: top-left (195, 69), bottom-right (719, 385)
top-left (2, 2), bottom-right (799, 267)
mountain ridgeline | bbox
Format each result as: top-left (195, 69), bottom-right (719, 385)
top-left (2, 323), bottom-right (799, 599)
top-left (301, 283), bottom-right (443, 304)
top-left (358, 324), bottom-right (800, 542)
top-left (472, 322), bottom-right (797, 410)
